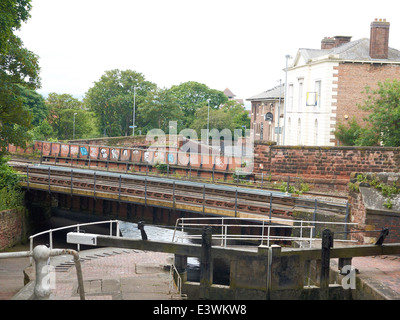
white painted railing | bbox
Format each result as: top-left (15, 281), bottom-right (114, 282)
top-left (172, 217), bottom-right (358, 248)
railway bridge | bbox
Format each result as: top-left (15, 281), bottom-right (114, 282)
top-left (10, 161), bottom-right (352, 241)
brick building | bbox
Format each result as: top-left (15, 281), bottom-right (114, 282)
top-left (281, 19), bottom-right (400, 146)
top-left (246, 83), bottom-right (285, 143)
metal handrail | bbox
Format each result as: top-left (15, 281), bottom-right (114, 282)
top-left (29, 219), bottom-right (120, 263)
top-left (169, 263), bottom-right (182, 296)
top-left (172, 217), bottom-right (358, 248)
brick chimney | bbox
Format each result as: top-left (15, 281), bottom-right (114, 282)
top-left (321, 36), bottom-right (352, 49)
top-left (321, 37), bottom-right (335, 49)
top-left (333, 36), bottom-right (352, 47)
top-left (370, 18), bottom-right (390, 59)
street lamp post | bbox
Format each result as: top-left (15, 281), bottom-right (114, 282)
top-left (282, 55), bottom-right (292, 145)
top-left (73, 112), bottom-right (77, 140)
top-left (132, 86), bottom-right (139, 136)
top-left (277, 79), bottom-right (282, 145)
top-left (207, 99), bottom-right (211, 144)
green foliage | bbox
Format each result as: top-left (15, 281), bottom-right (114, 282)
top-left (358, 79), bottom-right (400, 147)
top-left (335, 118), bottom-right (364, 146)
top-left (139, 87), bottom-right (183, 134)
top-left (0, 158), bottom-right (24, 210)
top-left (383, 198), bottom-right (393, 209)
top-left (168, 81), bottom-right (228, 128)
top-left (84, 69), bottom-right (157, 137)
top-left (0, 0), bottom-right (40, 157)
top-left (20, 87), bottom-right (48, 126)
top-left (154, 162), bottom-right (168, 174)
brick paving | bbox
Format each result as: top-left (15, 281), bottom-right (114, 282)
top-left (350, 255), bottom-right (400, 299)
top-left (48, 247), bottom-right (181, 300)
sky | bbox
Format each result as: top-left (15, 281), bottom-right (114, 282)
top-left (17, 0), bottom-right (400, 109)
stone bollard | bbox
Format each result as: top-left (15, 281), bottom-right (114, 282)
top-left (33, 245), bottom-right (52, 300)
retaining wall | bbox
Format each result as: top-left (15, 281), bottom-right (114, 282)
top-left (0, 209), bottom-right (25, 251)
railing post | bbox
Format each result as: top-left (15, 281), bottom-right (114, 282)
top-left (118, 175), bottom-right (122, 202)
top-left (93, 171), bottom-right (96, 200)
top-left (234, 189), bottom-right (238, 217)
top-left (173, 181), bottom-right (176, 211)
top-left (312, 199), bottom-right (317, 237)
top-left (27, 165), bottom-right (30, 191)
top-left (269, 192), bottom-right (272, 219)
top-left (70, 169), bottom-right (73, 196)
top-left (145, 177), bottom-right (148, 206)
top-left (202, 184), bottom-right (206, 215)
top-left (48, 166), bottom-right (51, 194)
top-left (344, 201), bottom-right (350, 240)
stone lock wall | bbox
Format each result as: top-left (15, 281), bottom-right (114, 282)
top-left (0, 209), bottom-right (25, 251)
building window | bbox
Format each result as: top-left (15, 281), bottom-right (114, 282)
top-left (288, 84), bottom-right (294, 111)
top-left (315, 80), bottom-right (321, 108)
top-left (298, 81), bottom-right (303, 111)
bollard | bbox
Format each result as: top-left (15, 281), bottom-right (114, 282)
top-left (138, 221), bottom-right (148, 240)
top-left (33, 245), bottom-right (52, 300)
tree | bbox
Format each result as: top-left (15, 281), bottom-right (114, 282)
top-left (358, 79), bottom-right (400, 147)
top-left (167, 81), bottom-right (228, 128)
top-left (20, 87), bottom-right (48, 126)
top-left (334, 117), bottom-right (365, 146)
top-left (45, 93), bottom-right (98, 140)
top-left (139, 87), bottom-right (183, 134)
top-left (84, 69), bottom-right (157, 137)
top-left (0, 0), bottom-right (40, 157)
top-left (46, 93), bottom-right (82, 140)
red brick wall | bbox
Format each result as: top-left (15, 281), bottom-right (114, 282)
top-left (254, 143), bottom-right (400, 189)
top-left (0, 209), bottom-right (24, 250)
top-left (335, 63), bottom-right (400, 129)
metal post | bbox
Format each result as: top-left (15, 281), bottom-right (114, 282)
top-left (202, 184), bottom-right (206, 215)
top-left (27, 165), bottom-right (29, 191)
top-left (344, 202), bottom-right (350, 240)
top-left (282, 54), bottom-right (291, 145)
top-left (234, 188), bottom-right (238, 217)
top-left (269, 192), bottom-right (273, 219)
top-left (48, 166), bottom-right (51, 194)
top-left (70, 169), bottom-right (73, 196)
top-left (118, 175), bottom-right (122, 202)
top-left (173, 181), bottom-right (176, 211)
top-left (145, 177), bottom-right (148, 206)
top-left (312, 199), bottom-right (317, 237)
top-left (93, 171), bottom-right (96, 200)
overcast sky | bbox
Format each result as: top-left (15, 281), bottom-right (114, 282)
top-left (17, 0), bottom-right (400, 108)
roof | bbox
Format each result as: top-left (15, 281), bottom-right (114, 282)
top-left (296, 38), bottom-right (400, 64)
top-left (223, 88), bottom-right (236, 98)
top-left (246, 84), bottom-right (285, 101)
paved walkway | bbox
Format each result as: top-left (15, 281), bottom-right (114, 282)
top-left (1, 247), bottom-right (400, 300)
top-left (6, 247), bottom-right (182, 300)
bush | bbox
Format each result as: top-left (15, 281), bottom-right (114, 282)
top-left (0, 158), bottom-right (24, 210)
